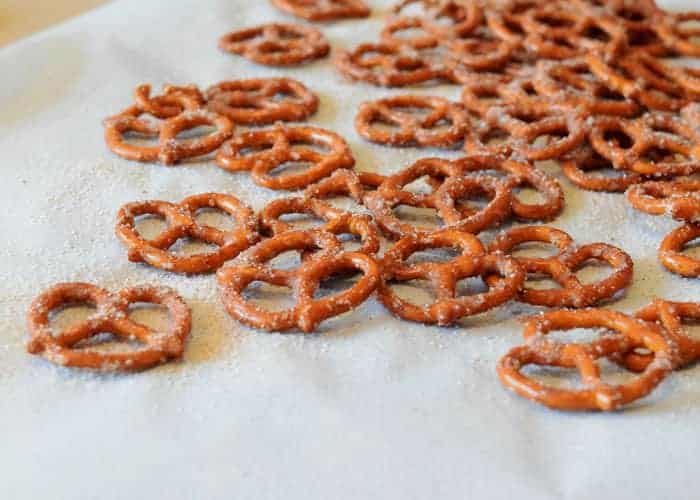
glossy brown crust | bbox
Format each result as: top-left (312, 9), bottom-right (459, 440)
top-left (497, 309), bottom-right (672, 411)
top-left (218, 23), bottom-right (330, 66)
top-left (627, 179), bottom-right (700, 222)
top-left (206, 78), bottom-right (318, 125)
top-left (216, 230), bottom-right (380, 332)
top-left (115, 193), bottom-right (259, 274)
top-left (271, 0), bottom-right (370, 21)
top-left (27, 282), bottom-right (191, 372)
top-left (378, 230), bottom-right (524, 325)
top-left (487, 225), bottom-right (634, 308)
top-left (659, 223), bottom-right (700, 277)
top-left (216, 124), bottom-right (355, 190)
top-left (355, 95), bottom-right (468, 148)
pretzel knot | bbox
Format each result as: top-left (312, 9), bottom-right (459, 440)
top-left (218, 23), bottom-right (330, 66)
top-left (378, 230), bottom-right (525, 326)
top-left (206, 78), bottom-right (318, 125)
top-left (133, 84), bottom-right (205, 119)
top-left (115, 193), bottom-right (259, 274)
top-left (364, 157), bottom-right (513, 239)
top-left (487, 226), bottom-right (634, 308)
top-left (216, 230), bottom-right (380, 333)
top-left (497, 309), bottom-right (673, 411)
top-left (271, 0), bottom-right (370, 21)
top-left (627, 179), bottom-right (700, 222)
top-left (216, 124), bottom-right (355, 190)
top-left (303, 169), bottom-right (386, 207)
top-left (355, 95), bottom-right (468, 148)
top-left (659, 223), bottom-right (700, 278)
top-left (27, 282), bottom-right (192, 372)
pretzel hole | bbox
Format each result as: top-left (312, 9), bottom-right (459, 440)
top-left (134, 214), bottom-right (168, 240)
top-left (168, 238), bottom-right (219, 256)
top-left (73, 332), bottom-right (143, 352)
top-left (639, 146), bottom-right (688, 164)
top-left (456, 276), bottom-right (489, 296)
top-left (616, 7), bottom-right (646, 22)
top-left (511, 242), bottom-right (561, 260)
top-left (523, 273), bottom-right (561, 290)
top-left (174, 125), bottom-right (217, 144)
top-left (390, 27), bottom-right (433, 43)
top-left (499, 16), bottom-right (525, 36)
top-left (593, 86), bottom-right (626, 101)
top-left (512, 186), bottom-right (546, 205)
top-left (277, 212), bottom-right (325, 231)
top-left (530, 125), bottom-right (571, 148)
top-left (520, 364), bottom-right (585, 390)
top-left (128, 302), bottom-right (171, 332)
top-left (532, 13), bottom-right (575, 29)
top-left (677, 236), bottom-right (700, 259)
top-left (313, 272), bottom-right (362, 299)
top-left (393, 205), bottom-right (443, 231)
top-left (322, 195), bottom-right (366, 213)
top-left (481, 128), bottom-right (510, 148)
top-left (267, 250), bottom-right (303, 271)
top-left (268, 161), bottom-right (318, 178)
top-left (627, 28), bottom-right (661, 47)
top-left (603, 129), bottom-right (634, 149)
top-left (194, 208), bottom-right (238, 231)
top-left (48, 304), bottom-right (98, 336)
top-left (395, 2), bottom-right (431, 17)
top-left (406, 246), bottom-right (462, 265)
top-left (336, 232), bottom-right (364, 252)
top-left (404, 175), bottom-right (442, 195)
top-left (238, 142), bottom-right (275, 156)
top-left (290, 141), bottom-right (330, 155)
top-left (580, 25), bottom-right (611, 43)
top-left (573, 258), bottom-right (614, 284)
top-left (389, 279), bottom-right (436, 306)
top-left (123, 129), bottom-right (160, 147)
top-left (243, 282), bottom-right (296, 312)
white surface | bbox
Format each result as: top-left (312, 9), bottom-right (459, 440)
top-left (1, 1), bottom-right (699, 499)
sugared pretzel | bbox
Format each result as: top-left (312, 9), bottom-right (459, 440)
top-left (259, 197), bottom-right (380, 255)
top-left (218, 23), bottom-right (330, 66)
top-left (216, 124), bottom-right (354, 191)
top-left (133, 84), bottom-right (205, 119)
top-left (355, 95), bottom-right (468, 148)
top-left (216, 230), bottom-right (380, 332)
top-left (334, 42), bottom-right (446, 87)
top-left (487, 225), bottom-right (634, 308)
top-left (497, 308), bottom-right (672, 411)
top-left (271, 0), bottom-right (370, 21)
top-left (589, 113), bottom-right (700, 177)
top-left (303, 169), bottom-right (386, 208)
top-left (364, 157), bottom-right (512, 239)
top-left (444, 27), bottom-right (519, 74)
top-left (206, 78), bottom-right (318, 125)
top-left (392, 0), bottom-right (484, 40)
top-left (115, 193), bottom-right (259, 274)
top-left (27, 283), bottom-right (192, 371)
top-left (655, 12), bottom-right (700, 57)
top-left (627, 179), bottom-right (700, 222)
top-left (561, 146), bottom-right (643, 193)
top-left (378, 229), bottom-right (525, 325)
top-left (659, 223), bottom-right (700, 277)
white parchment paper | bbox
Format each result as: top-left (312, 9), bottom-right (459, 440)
top-left (1, 1), bottom-right (699, 499)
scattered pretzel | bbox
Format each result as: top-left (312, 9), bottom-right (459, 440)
top-left (655, 12), bottom-right (700, 57)
top-left (303, 169), bottom-right (386, 208)
top-left (216, 124), bottom-right (355, 190)
top-left (271, 0), bottom-right (370, 21)
top-left (561, 147), bottom-right (643, 193)
top-left (487, 225), bottom-right (634, 308)
top-left (497, 308), bottom-right (672, 411)
top-left (659, 223), bottom-right (700, 278)
top-left (355, 95), bottom-right (468, 148)
top-left (206, 78), bottom-right (318, 125)
top-left (115, 193), bottom-right (259, 274)
top-left (27, 283), bottom-right (191, 371)
top-left (627, 179), bottom-right (700, 222)
top-left (133, 84), bottom-right (205, 119)
top-left (216, 230), bottom-right (380, 332)
top-left (218, 23), bottom-right (330, 66)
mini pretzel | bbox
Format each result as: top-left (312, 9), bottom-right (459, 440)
top-left (655, 12), bottom-right (700, 57)
top-left (392, 0), bottom-right (484, 40)
top-left (627, 179), bottom-right (700, 222)
top-left (258, 197), bottom-right (380, 255)
top-left (334, 42), bottom-right (446, 87)
top-left (378, 230), bottom-right (525, 325)
top-left (364, 157), bottom-right (512, 239)
top-left (216, 230), bottom-right (380, 332)
top-left (115, 193), bottom-right (259, 274)
top-left (206, 78), bottom-right (318, 125)
top-left (659, 223), bottom-right (700, 277)
top-left (104, 106), bottom-right (162, 163)
top-left (27, 282), bottom-right (191, 371)
top-left (497, 308), bottom-right (672, 411)
top-left (133, 84), bottom-right (205, 119)
top-left (355, 95), bottom-right (468, 148)
top-left (218, 23), bottom-right (330, 66)
top-left (216, 124), bottom-right (355, 190)
top-left (561, 146), bottom-right (643, 193)
top-left (588, 114), bottom-right (700, 177)
top-left (381, 16), bottom-right (441, 49)
top-left (487, 225), bottom-right (634, 308)
top-left (303, 169), bottom-right (386, 207)
top-left (271, 0), bottom-right (370, 21)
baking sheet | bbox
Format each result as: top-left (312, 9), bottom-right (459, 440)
top-left (1, 1), bottom-right (699, 498)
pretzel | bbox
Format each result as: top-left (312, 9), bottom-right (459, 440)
top-left (303, 169), bottom-right (386, 207)
top-left (115, 193), bottom-right (259, 274)
top-left (460, 76), bottom-right (511, 117)
top-left (444, 28), bottom-right (519, 74)
top-left (561, 146), bottom-right (643, 193)
top-left (627, 179), bottom-right (700, 222)
top-left (655, 12), bottom-right (700, 57)
top-left (364, 157), bottom-right (512, 239)
top-left (659, 223), bottom-right (700, 277)
top-left (216, 124), bottom-right (354, 190)
top-left (392, 0), bottom-right (484, 40)
top-left (271, 0), bottom-right (370, 21)
top-left (378, 230), bottom-right (525, 325)
top-left (259, 197), bottom-right (380, 255)
top-left (381, 16), bottom-right (440, 50)
top-left (589, 114), bottom-right (700, 177)
top-left (27, 282), bottom-right (191, 371)
top-left (216, 230), bottom-right (380, 332)
top-left (487, 225), bottom-right (634, 308)
top-left (133, 84), bottom-right (205, 119)
top-left (103, 106), bottom-right (163, 163)
top-left (355, 95), bottom-right (468, 148)
top-left (218, 23), bottom-right (330, 66)
top-left (485, 0), bottom-right (537, 44)
top-left (497, 308), bottom-right (672, 411)
top-left (334, 42), bottom-right (446, 87)
top-left (206, 78), bottom-right (318, 125)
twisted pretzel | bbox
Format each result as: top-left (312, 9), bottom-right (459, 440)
top-left (218, 23), bottom-right (330, 66)
top-left (561, 146), bottom-right (643, 193)
top-left (271, 0), bottom-right (370, 21)
top-left (303, 169), bottom-right (386, 207)
top-left (133, 84), bottom-right (205, 119)
top-left (487, 225), bottom-right (634, 308)
top-left (216, 124), bottom-right (355, 190)
top-left (27, 283), bottom-right (191, 371)
top-left (497, 308), bottom-right (672, 411)
top-left (115, 193), bottom-right (258, 274)
top-left (378, 230), bottom-right (525, 325)
top-left (206, 78), bottom-right (318, 125)
top-left (216, 230), bottom-right (380, 332)
top-left (659, 223), bottom-right (700, 278)
top-left (627, 179), bottom-right (700, 222)
top-left (355, 95), bottom-right (468, 148)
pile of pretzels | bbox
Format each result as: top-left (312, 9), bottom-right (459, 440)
top-left (27, 0), bottom-right (700, 413)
